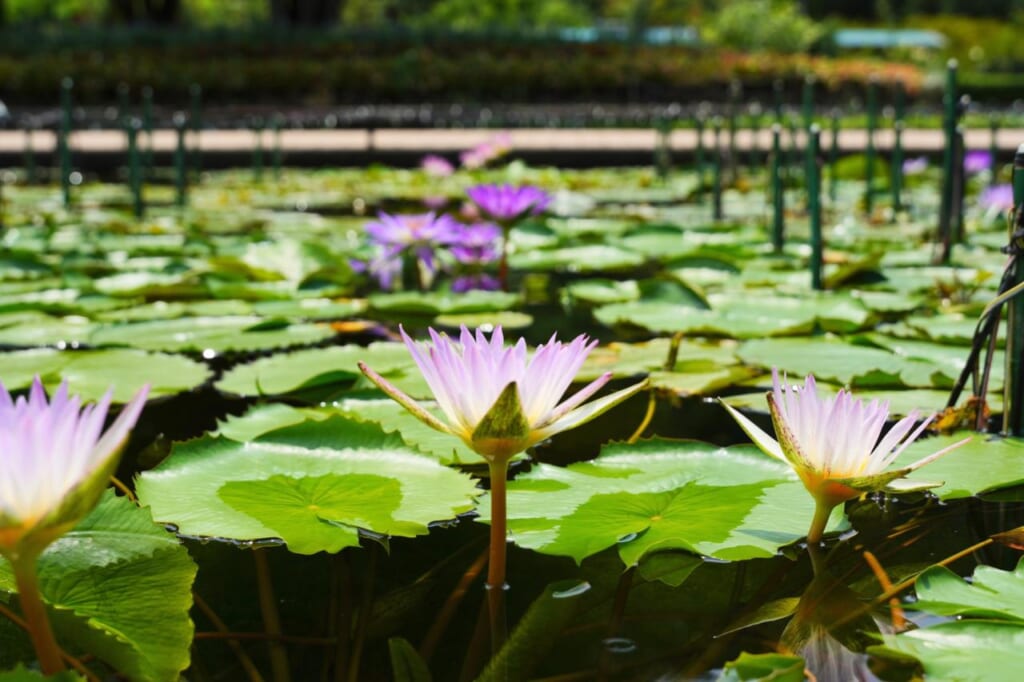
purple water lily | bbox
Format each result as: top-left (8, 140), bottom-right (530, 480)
top-left (0, 377), bottom-right (149, 674)
top-left (467, 184), bottom-right (551, 223)
top-left (964, 150), bottom-right (994, 175)
top-left (362, 212), bottom-right (460, 290)
top-left (421, 154), bottom-right (455, 177)
top-left (722, 369), bottom-right (969, 548)
top-left (450, 222), bottom-right (501, 265)
top-left (452, 273), bottom-right (502, 292)
top-left (980, 183), bottom-right (1014, 213)
top-left (466, 184), bottom-right (551, 290)
top-left (901, 156), bottom-right (928, 176)
top-left (460, 132), bottom-right (512, 170)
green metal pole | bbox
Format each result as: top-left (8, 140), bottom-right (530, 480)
top-left (728, 80), bottom-right (740, 177)
top-left (173, 112), bottom-right (187, 208)
top-left (141, 86), bottom-right (154, 180)
top-left (23, 120), bottom-right (36, 185)
top-left (59, 77), bottom-right (73, 209)
top-left (654, 118), bottom-right (671, 181)
top-left (990, 114), bottom-right (1000, 184)
top-left (272, 115), bottom-right (283, 181)
top-left (894, 81), bottom-right (906, 126)
top-left (938, 59), bottom-right (958, 264)
top-left (772, 78), bottom-right (784, 123)
top-left (953, 124), bottom-right (966, 245)
top-left (749, 103), bottom-right (762, 168)
top-left (892, 120), bottom-right (904, 214)
top-left (865, 77), bottom-right (878, 215)
top-left (127, 118), bottom-right (143, 219)
top-left (117, 82), bottom-right (131, 129)
top-left (808, 124), bottom-right (823, 291)
top-left (252, 118), bottom-right (264, 183)
top-left (712, 117), bottom-right (724, 221)
top-left (829, 109), bottom-right (840, 204)
top-left (189, 83), bottom-right (202, 180)
top-left (802, 75), bottom-right (815, 132)
top-left (694, 114), bottom-right (705, 196)
top-left (1003, 143), bottom-right (1024, 436)
top-left (771, 123), bottom-right (784, 252)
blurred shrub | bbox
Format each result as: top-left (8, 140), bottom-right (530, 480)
top-left (706, 0), bottom-right (825, 54)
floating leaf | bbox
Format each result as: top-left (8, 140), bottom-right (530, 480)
top-left (135, 417), bottom-right (480, 553)
top-left (0, 492), bottom-right (196, 681)
top-left (878, 620), bottom-right (1024, 682)
top-left (912, 559), bottom-right (1024, 622)
top-left (897, 433), bottom-right (1024, 500)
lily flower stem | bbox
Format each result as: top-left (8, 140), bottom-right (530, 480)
top-left (12, 553), bottom-right (65, 675)
top-left (806, 500), bottom-right (834, 575)
top-left (253, 549), bottom-right (292, 682)
top-left (498, 221), bottom-right (513, 292)
top-left (486, 458), bottom-right (510, 657)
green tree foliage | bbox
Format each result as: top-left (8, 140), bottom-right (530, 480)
top-left (706, 0), bottom-right (824, 53)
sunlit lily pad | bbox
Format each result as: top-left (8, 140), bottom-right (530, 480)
top-left (135, 417), bottom-right (480, 554)
top-left (897, 433), bottom-right (1024, 500)
top-left (912, 559), bottom-right (1024, 622)
top-left (89, 316), bottom-right (334, 352)
top-left (0, 348), bottom-right (207, 401)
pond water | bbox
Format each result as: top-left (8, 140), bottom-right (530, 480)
top-left (0, 159), bottom-right (1022, 681)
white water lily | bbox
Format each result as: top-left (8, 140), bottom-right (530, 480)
top-left (722, 370), bottom-right (969, 513)
top-left (0, 378), bottom-right (149, 559)
top-left (359, 326), bottom-right (647, 463)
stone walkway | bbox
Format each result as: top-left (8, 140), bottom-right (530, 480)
top-left (0, 127), bottom-right (1020, 155)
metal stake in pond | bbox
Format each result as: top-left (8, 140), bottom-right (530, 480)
top-left (117, 82), bottom-right (130, 130)
top-left (829, 109), bottom-right (840, 204)
top-left (271, 115), bottom-right (283, 181)
top-left (252, 118), bottom-right (264, 183)
top-left (173, 112), bottom-right (187, 208)
top-left (712, 117), bottom-right (724, 221)
top-left (990, 113), bottom-right (1000, 183)
top-left (801, 75), bottom-right (815, 132)
top-left (771, 123), bottom-right (785, 252)
top-left (952, 123), bottom-right (967, 245)
top-left (891, 120), bottom-right (904, 213)
top-left (141, 86), bottom-right (154, 179)
top-left (894, 81), bottom-right (906, 127)
top-left (749, 102), bottom-right (762, 168)
top-left (58, 77), bottom-right (73, 209)
top-left (865, 76), bottom-right (879, 215)
top-left (772, 78), bottom-right (784, 123)
top-left (694, 114), bottom-right (705, 199)
top-left (728, 80), bottom-right (741, 178)
top-left (654, 118), bottom-right (671, 181)
top-left (23, 119), bottom-right (36, 185)
top-left (1003, 144), bottom-right (1024, 436)
top-left (189, 83), bottom-right (203, 180)
top-left (127, 118), bottom-right (144, 219)
top-left (937, 59), bottom-right (958, 264)
top-left (808, 124), bottom-right (823, 290)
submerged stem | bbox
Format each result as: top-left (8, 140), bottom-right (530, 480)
top-left (486, 458), bottom-right (510, 658)
top-left (254, 549), bottom-right (292, 682)
top-left (11, 553), bottom-right (65, 675)
top-left (806, 500), bottom-right (834, 575)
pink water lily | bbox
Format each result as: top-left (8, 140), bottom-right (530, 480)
top-left (0, 378), bottom-right (149, 557)
top-left (360, 325), bottom-right (646, 652)
top-left (722, 370), bottom-right (968, 544)
top-left (359, 326), bottom-right (646, 463)
top-left (0, 377), bottom-right (149, 675)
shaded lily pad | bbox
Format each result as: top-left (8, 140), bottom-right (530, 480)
top-left (90, 316), bottom-right (335, 353)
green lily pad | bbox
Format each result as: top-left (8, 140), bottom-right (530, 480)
top-left (913, 559), bottom-right (1024, 622)
top-left (0, 492), bottom-right (196, 682)
top-left (897, 433), bottom-right (1024, 500)
top-left (488, 439), bottom-right (843, 564)
top-left (89, 316), bottom-right (334, 353)
top-left (0, 349), bottom-right (207, 402)
top-left (135, 417), bottom-right (480, 554)
top-left (878, 620), bottom-right (1024, 682)
top-left (368, 290), bottom-right (519, 315)
top-left (510, 245), bottom-right (645, 273)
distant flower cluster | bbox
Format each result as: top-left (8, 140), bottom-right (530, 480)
top-left (354, 183), bottom-right (550, 293)
top-left (419, 132), bottom-right (514, 176)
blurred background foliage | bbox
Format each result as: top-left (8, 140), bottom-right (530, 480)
top-left (3, 0), bottom-right (1024, 105)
